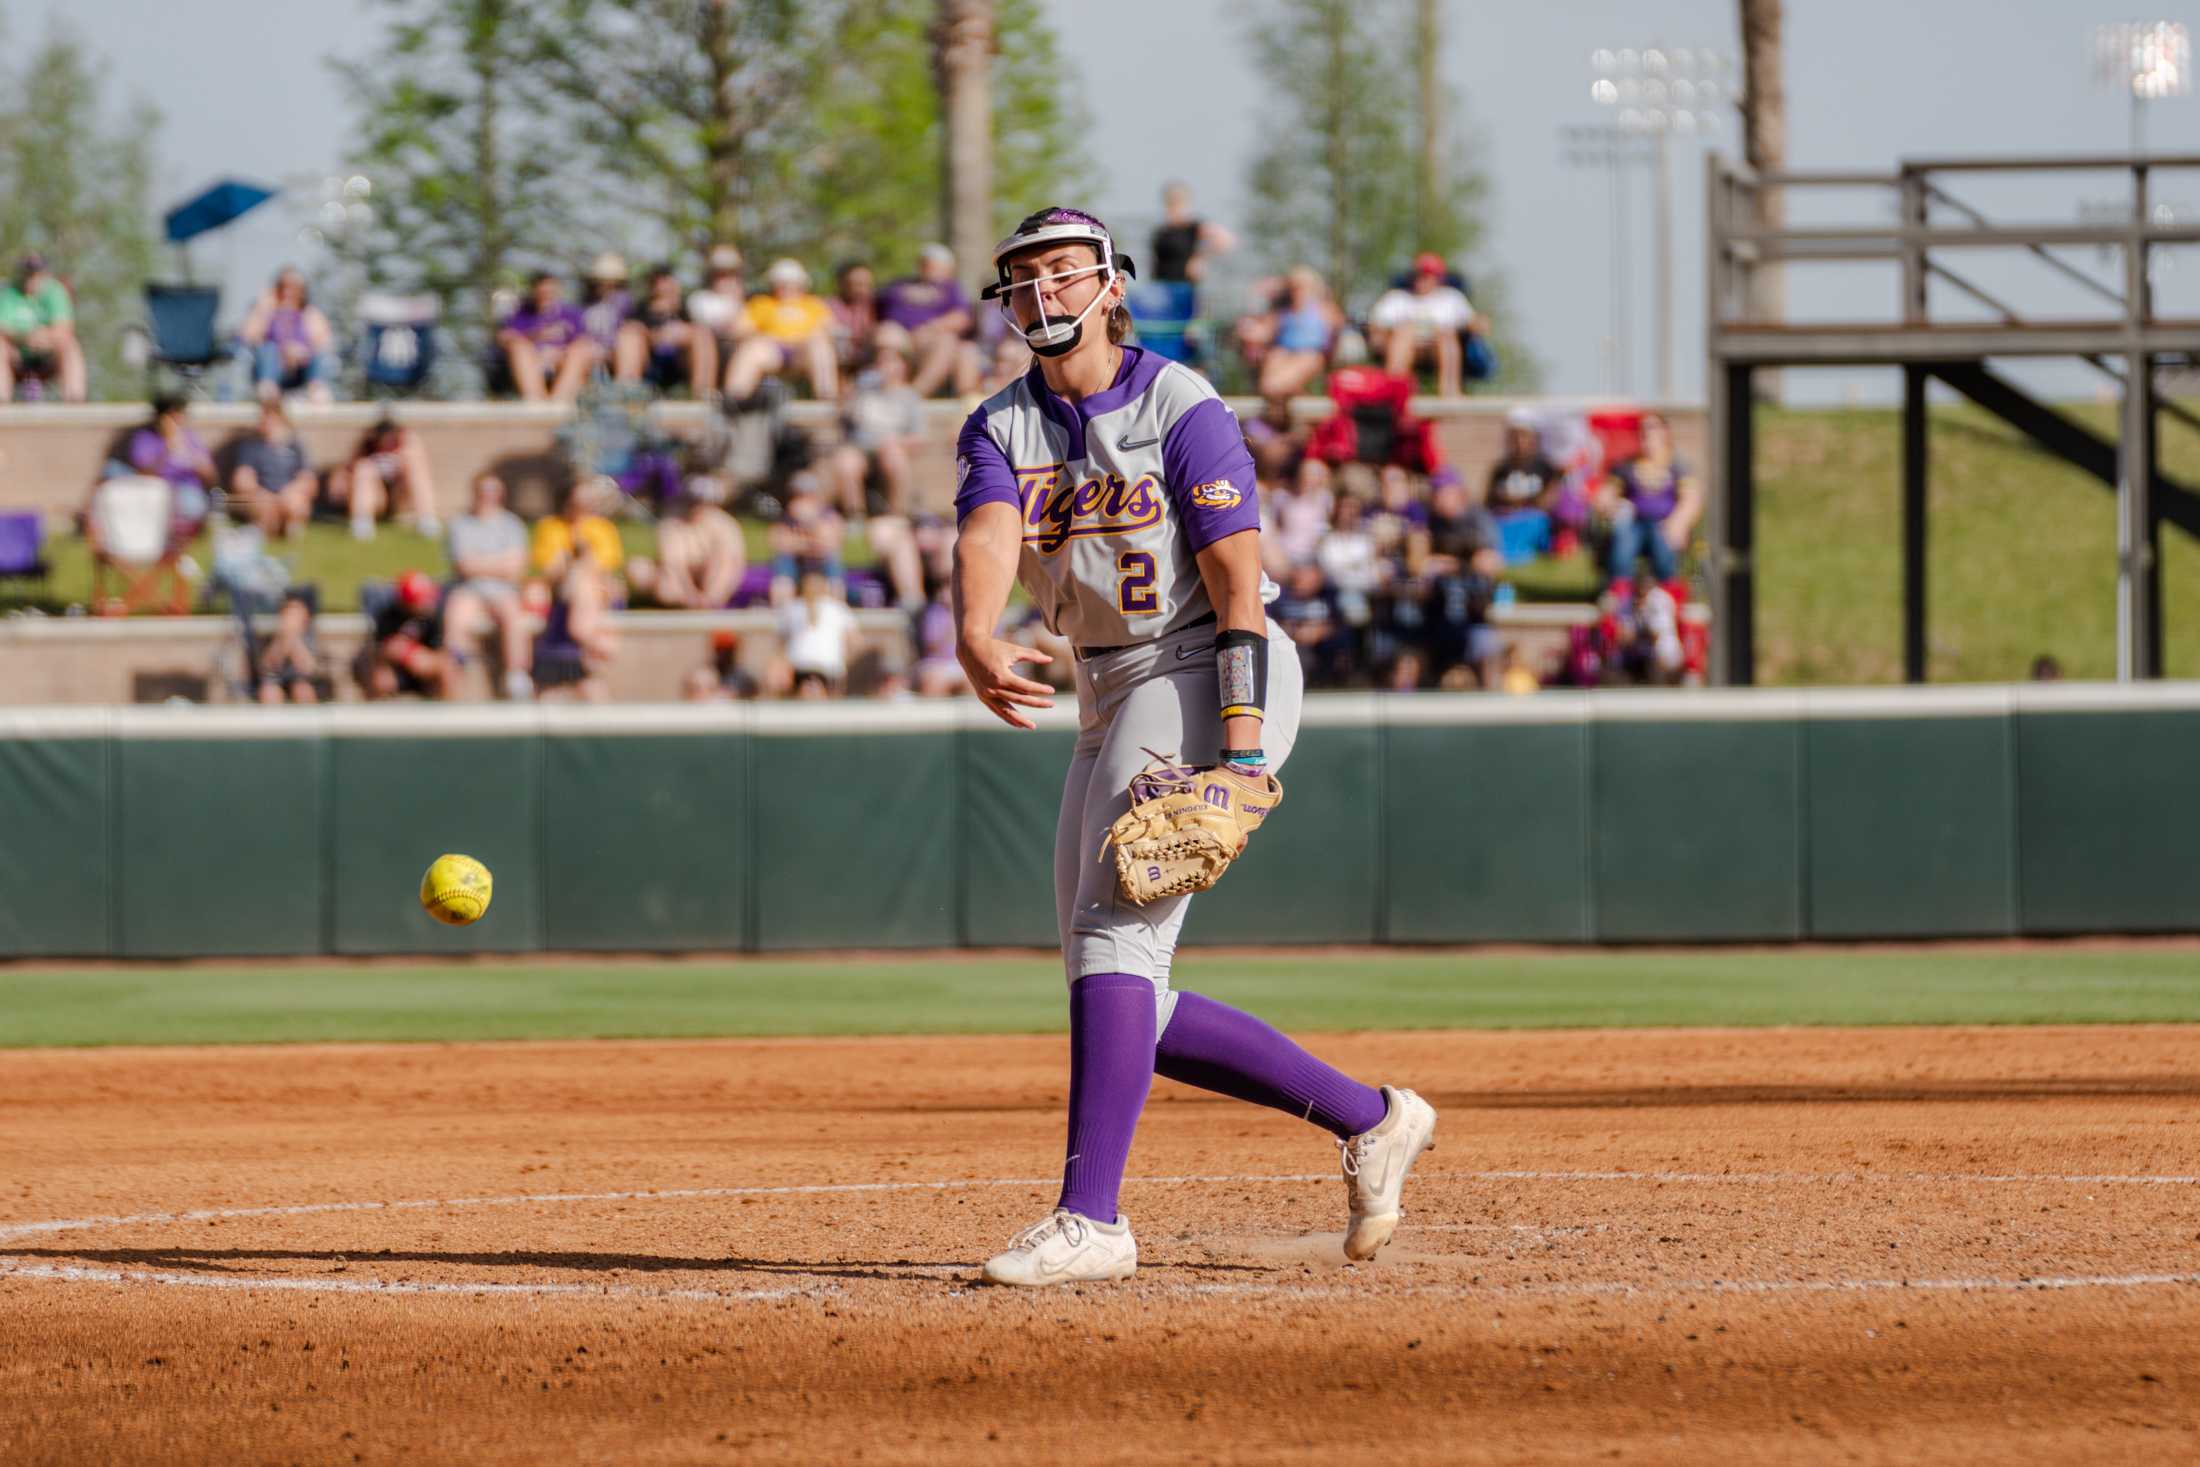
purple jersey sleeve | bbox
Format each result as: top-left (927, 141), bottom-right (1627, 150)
top-left (1161, 398), bottom-right (1261, 551)
top-left (954, 406), bottom-right (1020, 523)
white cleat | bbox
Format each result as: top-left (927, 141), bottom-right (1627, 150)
top-left (980, 1208), bottom-right (1138, 1287)
top-left (1340, 1085), bottom-right (1438, 1261)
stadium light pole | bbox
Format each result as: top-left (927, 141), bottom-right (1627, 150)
top-left (2092, 21), bottom-right (2192, 157)
top-left (1585, 44), bottom-right (1733, 402)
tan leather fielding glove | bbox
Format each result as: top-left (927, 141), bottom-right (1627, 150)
top-left (1101, 752), bottom-right (1285, 905)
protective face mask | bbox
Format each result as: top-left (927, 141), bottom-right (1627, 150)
top-left (1000, 262), bottom-right (1114, 357)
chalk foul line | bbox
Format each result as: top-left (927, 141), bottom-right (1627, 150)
top-left (4, 1167), bottom-right (2199, 1305)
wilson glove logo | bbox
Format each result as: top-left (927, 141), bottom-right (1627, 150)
top-left (1189, 478), bottom-right (1242, 510)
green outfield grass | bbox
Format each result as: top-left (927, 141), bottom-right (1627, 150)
top-left (1, 947), bottom-right (2196, 1047)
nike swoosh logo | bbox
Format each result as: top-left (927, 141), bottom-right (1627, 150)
top-left (1176, 645), bottom-right (1204, 660)
top-left (1118, 435), bottom-right (1160, 450)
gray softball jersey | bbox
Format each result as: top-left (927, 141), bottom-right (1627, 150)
top-left (953, 347), bottom-right (1269, 649)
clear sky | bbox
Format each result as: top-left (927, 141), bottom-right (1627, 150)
top-left (11, 0), bottom-right (2197, 402)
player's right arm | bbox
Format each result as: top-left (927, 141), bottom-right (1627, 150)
top-left (952, 501), bottom-right (1054, 730)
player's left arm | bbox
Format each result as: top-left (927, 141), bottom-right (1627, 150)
top-left (1194, 530), bottom-right (1267, 767)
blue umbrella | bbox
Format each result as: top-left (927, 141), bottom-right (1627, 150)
top-left (163, 179), bottom-right (279, 244)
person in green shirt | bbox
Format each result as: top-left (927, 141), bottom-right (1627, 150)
top-left (0, 254), bottom-right (86, 402)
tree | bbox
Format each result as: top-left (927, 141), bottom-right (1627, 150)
top-left (331, 0), bottom-right (584, 362)
top-left (0, 20), bottom-right (160, 398)
top-left (514, 0), bottom-right (821, 260)
top-left (1241, 0), bottom-right (1534, 386)
top-left (797, 0), bottom-right (1091, 281)
top-left (935, 0), bottom-right (993, 283)
top-left (1739, 0), bottom-right (1786, 396)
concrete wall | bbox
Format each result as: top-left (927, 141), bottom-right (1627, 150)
top-left (0, 608), bottom-right (917, 705)
top-left (0, 397), bottom-right (1707, 524)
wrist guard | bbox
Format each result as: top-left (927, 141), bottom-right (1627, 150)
top-left (1214, 628), bottom-right (1267, 724)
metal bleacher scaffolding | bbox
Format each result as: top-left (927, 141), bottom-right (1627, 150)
top-left (1704, 153), bottom-right (2200, 684)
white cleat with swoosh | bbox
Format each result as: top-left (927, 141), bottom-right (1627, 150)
top-left (1340, 1086), bottom-right (1438, 1261)
top-left (980, 1208), bottom-right (1138, 1287)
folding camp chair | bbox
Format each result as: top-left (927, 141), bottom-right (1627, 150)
top-left (358, 292), bottom-right (440, 397)
top-left (139, 283), bottom-right (225, 397)
top-left (87, 475), bottom-right (192, 615)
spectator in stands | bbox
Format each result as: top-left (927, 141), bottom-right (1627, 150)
top-left (876, 244), bottom-right (978, 398)
top-left (360, 569), bottom-right (457, 699)
top-left (0, 253), bottom-right (86, 402)
top-left (1260, 454), bottom-right (1335, 578)
top-left (442, 471), bottom-right (535, 701)
top-left (496, 271), bottom-right (598, 401)
top-left (827, 344), bottom-right (924, 518)
top-left (766, 474), bottom-right (845, 602)
top-left (1609, 564), bottom-right (1685, 686)
top-left (615, 264), bottom-right (717, 398)
top-left (828, 260), bottom-right (880, 369)
top-left (1487, 419), bottom-right (1563, 517)
top-left (684, 628), bottom-right (761, 701)
top-left (329, 415), bottom-right (439, 540)
top-left (1408, 472), bottom-right (1505, 687)
top-left (1316, 491), bottom-right (1386, 638)
top-left (528, 572), bottom-right (615, 702)
top-left (1367, 253), bottom-right (1482, 397)
top-left (237, 267), bottom-right (337, 405)
top-left (255, 588), bottom-right (324, 704)
top-left (125, 394), bottom-right (217, 539)
top-left (1598, 410), bottom-right (1702, 583)
top-left (730, 258), bottom-right (836, 401)
top-left (531, 475), bottom-right (626, 590)
top-left (1237, 266), bottom-right (1341, 413)
top-left (1271, 561), bottom-right (1351, 686)
top-left (911, 571), bottom-right (968, 697)
top-left (628, 472), bottom-right (744, 610)
top-left (228, 400), bottom-right (319, 540)
top-left (979, 331), bottom-right (1032, 394)
top-left (686, 244), bottom-right (752, 362)
top-left (773, 565), bottom-right (857, 697)
top-left (579, 252), bottom-right (634, 362)
top-left (1149, 180), bottom-right (1236, 286)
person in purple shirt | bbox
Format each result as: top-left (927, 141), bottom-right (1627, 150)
top-left (237, 267), bottom-right (337, 404)
top-left (1596, 410), bottom-right (1703, 583)
top-left (875, 243), bottom-right (979, 398)
top-left (494, 272), bottom-right (599, 401)
top-left (114, 394), bottom-right (216, 547)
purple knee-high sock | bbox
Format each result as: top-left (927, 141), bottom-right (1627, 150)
top-left (1055, 972), bottom-right (1158, 1222)
top-left (1155, 990), bottom-right (1388, 1139)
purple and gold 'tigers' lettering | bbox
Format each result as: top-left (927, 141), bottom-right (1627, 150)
top-left (1017, 465), bottom-right (1165, 553)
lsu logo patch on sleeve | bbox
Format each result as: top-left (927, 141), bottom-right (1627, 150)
top-left (1189, 478), bottom-right (1242, 510)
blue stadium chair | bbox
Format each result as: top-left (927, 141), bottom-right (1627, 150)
top-left (1126, 280), bottom-right (1201, 366)
top-left (139, 283), bottom-right (225, 396)
top-left (357, 293), bottom-right (440, 397)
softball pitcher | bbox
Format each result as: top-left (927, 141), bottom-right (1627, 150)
top-left (953, 207), bottom-right (1438, 1287)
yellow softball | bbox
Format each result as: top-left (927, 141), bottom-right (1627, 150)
top-left (419, 854), bottom-right (493, 926)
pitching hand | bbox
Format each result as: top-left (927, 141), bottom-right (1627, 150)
top-left (958, 634), bottom-right (1055, 730)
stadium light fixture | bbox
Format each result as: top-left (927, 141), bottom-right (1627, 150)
top-left (2093, 21), bottom-right (2192, 155)
top-left (1585, 43), bottom-right (1734, 401)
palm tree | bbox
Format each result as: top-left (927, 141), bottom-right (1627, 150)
top-left (935, 0), bottom-right (994, 287)
top-left (1739, 0), bottom-right (1786, 342)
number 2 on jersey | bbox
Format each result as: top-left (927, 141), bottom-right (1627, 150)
top-left (1116, 551), bottom-right (1158, 615)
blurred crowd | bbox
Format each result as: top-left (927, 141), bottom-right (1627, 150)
top-left (15, 180), bottom-right (1718, 705)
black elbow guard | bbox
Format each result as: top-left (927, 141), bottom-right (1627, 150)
top-left (1214, 628), bottom-right (1267, 723)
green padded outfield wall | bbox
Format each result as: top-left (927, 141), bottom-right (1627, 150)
top-left (0, 733), bottom-right (109, 955)
top-left (0, 690), bottom-right (2196, 958)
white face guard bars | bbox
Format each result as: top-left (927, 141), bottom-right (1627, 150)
top-left (981, 215), bottom-right (1137, 357)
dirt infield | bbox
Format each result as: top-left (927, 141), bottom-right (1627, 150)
top-left (5, 1026), bottom-right (2198, 1464)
